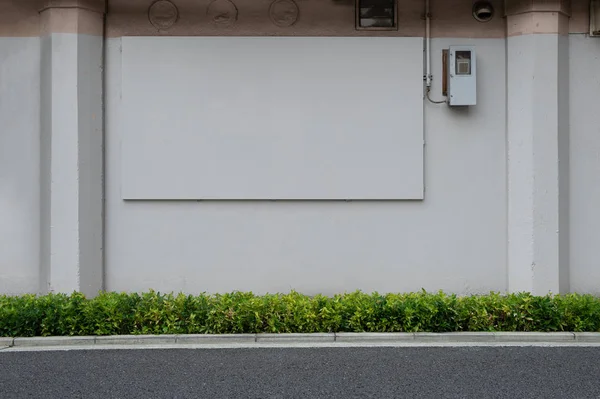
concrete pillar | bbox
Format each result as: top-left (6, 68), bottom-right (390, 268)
top-left (506, 0), bottom-right (570, 294)
top-left (39, 0), bottom-right (105, 297)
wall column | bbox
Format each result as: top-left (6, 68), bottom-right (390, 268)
top-left (40, 0), bottom-right (105, 297)
top-left (506, 0), bottom-right (570, 294)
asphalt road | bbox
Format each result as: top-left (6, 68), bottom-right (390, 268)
top-left (1, 346), bottom-right (600, 398)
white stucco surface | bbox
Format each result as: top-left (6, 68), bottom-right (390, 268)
top-left (569, 34), bottom-right (600, 294)
top-left (0, 38), bottom-right (41, 294)
top-left (506, 33), bottom-right (570, 294)
top-left (120, 37), bottom-right (424, 200)
top-left (40, 33), bottom-right (104, 297)
top-left (41, 33), bottom-right (80, 293)
top-left (8, 33), bottom-right (598, 297)
top-left (105, 38), bottom-right (507, 295)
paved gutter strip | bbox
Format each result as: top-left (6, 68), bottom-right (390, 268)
top-left (3, 333), bottom-right (600, 348)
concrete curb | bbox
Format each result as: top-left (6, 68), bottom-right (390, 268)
top-left (256, 333), bottom-right (335, 343)
top-left (335, 333), bottom-right (414, 342)
top-left (13, 336), bottom-right (95, 347)
top-left (2, 332), bottom-right (599, 348)
top-left (176, 334), bottom-right (256, 344)
top-left (493, 332), bottom-right (576, 342)
top-left (573, 332), bottom-right (600, 342)
top-left (96, 335), bottom-right (178, 345)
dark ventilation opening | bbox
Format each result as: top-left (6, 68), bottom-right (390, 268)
top-left (356, 0), bottom-right (397, 30)
top-left (472, 1), bottom-right (494, 23)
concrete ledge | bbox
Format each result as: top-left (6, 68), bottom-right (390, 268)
top-left (5, 332), bottom-right (600, 349)
top-left (335, 333), bottom-right (414, 342)
top-left (96, 335), bottom-right (178, 345)
top-left (414, 332), bottom-right (496, 342)
top-left (493, 332), bottom-right (575, 342)
top-left (574, 332), bottom-right (600, 342)
top-left (13, 336), bottom-right (96, 347)
top-left (175, 334), bottom-right (256, 344)
top-left (257, 333), bottom-right (335, 343)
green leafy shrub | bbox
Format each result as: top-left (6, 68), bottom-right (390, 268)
top-left (1, 290), bottom-right (600, 337)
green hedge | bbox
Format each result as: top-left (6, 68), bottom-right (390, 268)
top-left (2, 290), bottom-right (600, 337)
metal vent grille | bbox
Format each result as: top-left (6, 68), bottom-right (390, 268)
top-left (356, 0), bottom-right (397, 30)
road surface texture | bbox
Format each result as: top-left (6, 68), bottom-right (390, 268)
top-left (1, 346), bottom-right (600, 398)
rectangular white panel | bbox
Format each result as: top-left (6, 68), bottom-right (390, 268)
top-left (121, 37), bottom-right (424, 200)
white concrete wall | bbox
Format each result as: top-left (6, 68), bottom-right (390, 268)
top-left (506, 32), bottom-right (570, 294)
top-left (119, 37), bottom-right (425, 201)
top-left (8, 32), bottom-right (599, 297)
top-left (104, 37), bottom-right (507, 295)
top-left (570, 34), bottom-right (600, 294)
top-left (0, 38), bottom-right (41, 294)
top-left (40, 32), bottom-right (104, 296)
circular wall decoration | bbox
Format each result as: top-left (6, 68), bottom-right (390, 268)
top-left (207, 0), bottom-right (238, 26)
top-left (148, 0), bottom-right (179, 30)
top-left (269, 0), bottom-right (299, 27)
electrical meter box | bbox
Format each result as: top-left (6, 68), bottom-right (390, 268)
top-left (448, 45), bottom-right (477, 106)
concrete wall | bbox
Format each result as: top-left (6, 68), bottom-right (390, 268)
top-left (40, 31), bottom-right (104, 296)
top-left (2, 0), bottom-right (600, 297)
top-left (104, 36), bottom-right (508, 295)
top-left (119, 36), bottom-right (425, 201)
top-left (0, 37), bottom-right (41, 294)
top-left (570, 34), bottom-right (600, 294)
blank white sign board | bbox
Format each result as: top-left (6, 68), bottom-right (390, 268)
top-left (121, 37), bottom-right (424, 200)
